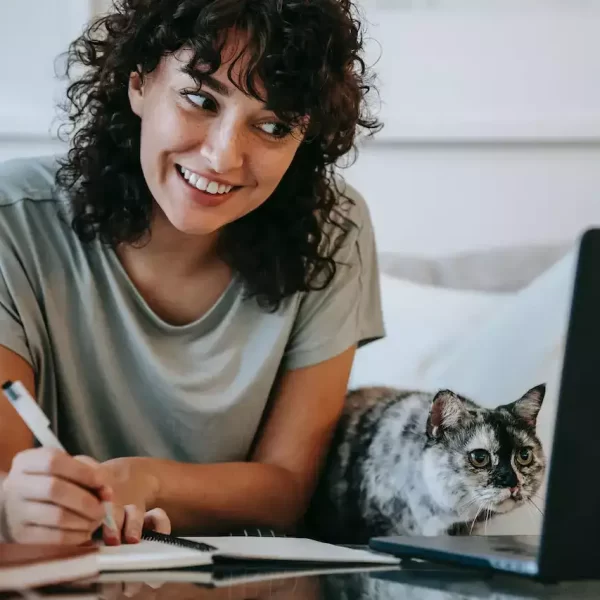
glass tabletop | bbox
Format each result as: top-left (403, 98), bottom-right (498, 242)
top-left (5, 560), bottom-right (600, 600)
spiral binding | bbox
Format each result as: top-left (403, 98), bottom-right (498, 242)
top-left (141, 529), bottom-right (218, 552)
top-left (228, 528), bottom-right (287, 537)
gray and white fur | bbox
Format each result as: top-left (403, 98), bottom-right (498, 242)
top-left (306, 385), bottom-right (546, 544)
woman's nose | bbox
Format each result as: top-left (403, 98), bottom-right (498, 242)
top-left (200, 118), bottom-right (245, 173)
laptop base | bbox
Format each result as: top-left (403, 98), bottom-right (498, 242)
top-left (369, 535), bottom-right (540, 578)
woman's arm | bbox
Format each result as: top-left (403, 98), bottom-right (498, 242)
top-left (0, 347), bottom-right (36, 473)
top-left (0, 347), bottom-right (35, 542)
top-left (119, 345), bottom-right (357, 536)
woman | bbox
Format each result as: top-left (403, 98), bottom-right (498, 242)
top-left (0, 0), bottom-right (382, 545)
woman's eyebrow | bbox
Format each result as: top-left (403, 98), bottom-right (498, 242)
top-left (200, 74), bottom-right (231, 97)
top-left (181, 67), bottom-right (231, 97)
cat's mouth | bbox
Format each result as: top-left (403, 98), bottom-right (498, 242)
top-left (493, 488), bottom-right (526, 513)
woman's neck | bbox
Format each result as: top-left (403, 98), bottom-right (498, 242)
top-left (120, 208), bottom-right (221, 278)
top-left (114, 210), bottom-right (233, 325)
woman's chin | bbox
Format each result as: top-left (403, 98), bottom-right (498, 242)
top-left (160, 209), bottom-right (225, 237)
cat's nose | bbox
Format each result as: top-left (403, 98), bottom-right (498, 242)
top-left (509, 486), bottom-right (520, 497)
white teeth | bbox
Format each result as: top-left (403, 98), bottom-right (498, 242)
top-left (179, 166), bottom-right (234, 195)
top-left (195, 176), bottom-right (209, 192)
top-left (206, 181), bottom-right (219, 194)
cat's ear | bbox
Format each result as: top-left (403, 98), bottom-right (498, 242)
top-left (426, 390), bottom-right (468, 440)
top-left (508, 384), bottom-right (546, 427)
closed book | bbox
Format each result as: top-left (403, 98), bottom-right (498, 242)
top-left (0, 544), bottom-right (98, 590)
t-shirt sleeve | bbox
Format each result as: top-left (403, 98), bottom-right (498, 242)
top-left (0, 256), bottom-right (33, 366)
top-left (282, 184), bottom-right (385, 371)
top-left (0, 157), bottom-right (47, 369)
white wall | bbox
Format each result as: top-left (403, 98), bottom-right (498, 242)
top-left (344, 1), bottom-right (600, 255)
top-left (1, 0), bottom-right (600, 256)
top-left (344, 142), bottom-right (600, 256)
top-left (0, 0), bottom-right (89, 161)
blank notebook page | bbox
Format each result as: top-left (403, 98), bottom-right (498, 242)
top-left (186, 536), bottom-right (400, 565)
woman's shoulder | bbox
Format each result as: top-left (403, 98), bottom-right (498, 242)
top-left (0, 155), bottom-right (74, 265)
top-left (332, 177), bottom-right (372, 229)
top-left (0, 154), bottom-right (69, 243)
top-left (325, 177), bottom-right (376, 261)
top-left (0, 154), bottom-right (62, 207)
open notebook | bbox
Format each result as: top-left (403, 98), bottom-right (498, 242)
top-left (99, 530), bottom-right (400, 572)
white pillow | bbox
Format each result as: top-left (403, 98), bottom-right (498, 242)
top-left (349, 274), bottom-right (509, 390)
top-left (421, 247), bottom-right (578, 535)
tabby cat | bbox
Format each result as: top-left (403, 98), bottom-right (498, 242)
top-left (306, 384), bottom-right (546, 544)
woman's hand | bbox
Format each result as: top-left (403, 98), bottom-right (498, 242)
top-left (1, 447), bottom-right (114, 545)
top-left (96, 457), bottom-right (170, 545)
top-left (1, 450), bottom-right (170, 546)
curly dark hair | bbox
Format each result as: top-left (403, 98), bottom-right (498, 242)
top-left (56, 0), bottom-right (381, 310)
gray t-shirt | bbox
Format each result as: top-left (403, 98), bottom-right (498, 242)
top-left (0, 155), bottom-right (384, 463)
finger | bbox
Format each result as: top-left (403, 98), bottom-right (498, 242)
top-left (11, 524), bottom-right (92, 545)
top-left (13, 448), bottom-right (108, 493)
top-left (73, 455), bottom-right (99, 467)
top-left (143, 508), bottom-right (171, 535)
top-left (9, 474), bottom-right (105, 522)
top-left (122, 504), bottom-right (144, 544)
top-left (74, 456), bottom-right (114, 502)
top-left (19, 500), bottom-right (101, 533)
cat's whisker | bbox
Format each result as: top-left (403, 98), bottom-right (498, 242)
top-left (458, 496), bottom-right (484, 524)
top-left (460, 497), bottom-right (480, 515)
top-left (469, 504), bottom-right (485, 536)
top-left (483, 503), bottom-right (494, 536)
top-left (523, 498), bottom-right (536, 523)
top-left (529, 499), bottom-right (545, 517)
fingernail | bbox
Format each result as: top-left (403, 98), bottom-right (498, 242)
top-left (105, 534), bottom-right (121, 546)
top-left (101, 486), bottom-right (114, 501)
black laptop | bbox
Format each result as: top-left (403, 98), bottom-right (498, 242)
top-left (369, 228), bottom-right (600, 582)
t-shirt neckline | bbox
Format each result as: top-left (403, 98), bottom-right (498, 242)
top-left (104, 245), bottom-right (241, 335)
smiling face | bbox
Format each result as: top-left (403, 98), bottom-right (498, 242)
top-left (128, 38), bottom-right (306, 237)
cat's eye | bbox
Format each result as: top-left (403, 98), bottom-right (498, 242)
top-left (516, 448), bottom-right (533, 466)
top-left (468, 449), bottom-right (491, 468)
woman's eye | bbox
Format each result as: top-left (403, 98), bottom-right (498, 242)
top-left (468, 449), bottom-right (491, 468)
top-left (184, 92), bottom-right (217, 112)
top-left (258, 122), bottom-right (292, 139)
top-left (516, 448), bottom-right (533, 466)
